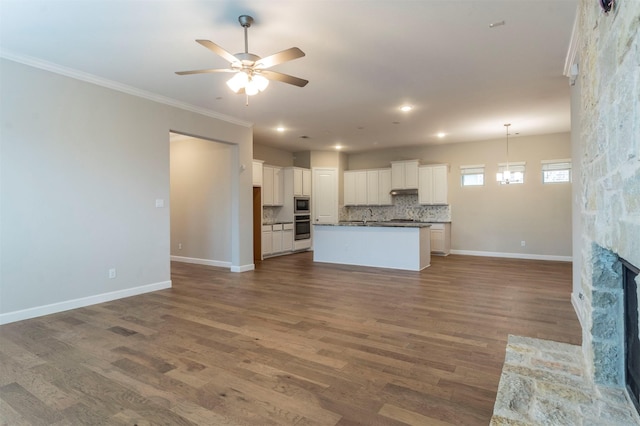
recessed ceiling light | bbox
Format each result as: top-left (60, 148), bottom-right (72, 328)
top-left (437, 132), bottom-right (446, 138)
top-left (335, 144), bottom-right (343, 150)
top-left (276, 127), bottom-right (285, 132)
top-left (400, 105), bottom-right (413, 112)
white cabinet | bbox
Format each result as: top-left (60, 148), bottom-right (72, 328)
top-left (344, 168), bottom-right (393, 206)
top-left (429, 223), bottom-right (451, 255)
top-left (391, 160), bottom-right (419, 189)
top-left (272, 224), bottom-right (283, 253)
top-left (344, 171), bottom-right (356, 206)
top-left (379, 169), bottom-right (392, 205)
top-left (252, 160), bottom-right (263, 187)
top-left (366, 170), bottom-right (379, 205)
top-left (263, 165), bottom-right (284, 206)
top-left (263, 223), bottom-right (294, 256)
top-left (282, 223), bottom-right (294, 252)
top-left (344, 170), bottom-right (367, 206)
top-left (293, 168), bottom-right (312, 197)
top-left (262, 225), bottom-right (272, 256)
top-left (418, 165), bottom-right (448, 205)
top-left (354, 171), bottom-right (367, 205)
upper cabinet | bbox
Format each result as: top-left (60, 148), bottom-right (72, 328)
top-left (252, 160), bottom-right (264, 187)
top-left (263, 165), bottom-right (284, 206)
top-left (293, 167), bottom-right (312, 197)
top-left (391, 160), bottom-right (419, 189)
top-left (344, 169), bottom-right (392, 206)
top-left (418, 164), bottom-right (448, 205)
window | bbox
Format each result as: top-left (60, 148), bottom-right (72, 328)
top-left (497, 162), bottom-right (525, 185)
top-left (542, 159), bottom-right (572, 183)
top-left (460, 165), bottom-right (485, 186)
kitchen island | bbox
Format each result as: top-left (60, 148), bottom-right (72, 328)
top-left (313, 222), bottom-right (431, 271)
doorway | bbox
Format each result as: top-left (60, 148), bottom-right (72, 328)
top-left (169, 132), bottom-right (233, 267)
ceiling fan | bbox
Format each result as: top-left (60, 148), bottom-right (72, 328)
top-left (176, 15), bottom-right (308, 97)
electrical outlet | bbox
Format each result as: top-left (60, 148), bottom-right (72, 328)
top-left (108, 268), bottom-right (116, 279)
top-left (178, 243), bottom-right (182, 250)
top-left (521, 240), bottom-right (526, 247)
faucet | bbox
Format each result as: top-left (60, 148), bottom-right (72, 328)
top-left (363, 208), bottom-right (374, 223)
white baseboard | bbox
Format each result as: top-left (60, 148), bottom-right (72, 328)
top-left (231, 264), bottom-right (255, 273)
top-left (449, 250), bottom-right (572, 262)
top-left (170, 256), bottom-right (254, 273)
top-left (571, 291), bottom-right (586, 329)
top-left (0, 280), bottom-right (171, 325)
top-left (170, 255), bottom-right (231, 268)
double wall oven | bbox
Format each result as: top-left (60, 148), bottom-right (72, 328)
top-left (293, 197), bottom-right (311, 241)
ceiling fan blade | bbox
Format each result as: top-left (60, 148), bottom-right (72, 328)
top-left (260, 70), bottom-right (309, 87)
top-left (175, 68), bottom-right (236, 75)
top-left (255, 47), bottom-right (305, 69)
top-left (196, 39), bottom-right (238, 64)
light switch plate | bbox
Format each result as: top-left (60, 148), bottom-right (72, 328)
top-left (155, 199), bottom-right (164, 208)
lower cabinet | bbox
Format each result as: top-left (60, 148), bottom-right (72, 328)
top-left (430, 223), bottom-right (451, 256)
top-left (282, 223), bottom-right (294, 252)
top-left (262, 225), bottom-right (273, 256)
top-left (262, 223), bottom-right (295, 257)
top-left (272, 224), bottom-right (283, 254)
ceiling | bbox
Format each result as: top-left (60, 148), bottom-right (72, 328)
top-left (0, 1), bottom-right (577, 153)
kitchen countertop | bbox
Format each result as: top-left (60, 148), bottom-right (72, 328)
top-left (316, 221), bottom-right (432, 228)
top-left (263, 221), bottom-right (294, 225)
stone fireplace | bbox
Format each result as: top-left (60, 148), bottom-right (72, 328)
top-left (586, 245), bottom-right (640, 410)
top-left (569, 0), bottom-right (640, 418)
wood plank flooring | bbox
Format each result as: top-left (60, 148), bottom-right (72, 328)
top-left (0, 253), bottom-right (581, 425)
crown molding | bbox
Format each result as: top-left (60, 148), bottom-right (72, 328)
top-left (564, 10), bottom-right (581, 77)
top-left (0, 49), bottom-right (253, 128)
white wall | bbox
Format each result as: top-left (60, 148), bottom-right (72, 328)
top-left (170, 136), bottom-right (232, 265)
top-left (0, 58), bottom-right (253, 323)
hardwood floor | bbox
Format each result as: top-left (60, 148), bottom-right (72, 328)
top-left (0, 253), bottom-right (581, 425)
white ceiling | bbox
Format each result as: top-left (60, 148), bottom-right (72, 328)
top-left (0, 0), bottom-right (577, 153)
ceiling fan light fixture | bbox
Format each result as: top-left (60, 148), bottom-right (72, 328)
top-left (227, 72), bottom-right (249, 93)
top-left (252, 74), bottom-right (269, 92)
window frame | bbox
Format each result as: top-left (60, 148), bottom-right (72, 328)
top-left (460, 164), bottom-right (485, 187)
top-left (541, 159), bottom-right (572, 184)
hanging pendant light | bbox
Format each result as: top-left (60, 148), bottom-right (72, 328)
top-left (496, 123), bottom-right (512, 184)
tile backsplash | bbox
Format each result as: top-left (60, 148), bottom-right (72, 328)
top-left (340, 194), bottom-right (451, 222)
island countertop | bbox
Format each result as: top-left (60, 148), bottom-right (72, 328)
top-left (315, 221), bottom-right (432, 228)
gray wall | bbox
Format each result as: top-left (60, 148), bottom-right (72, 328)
top-left (347, 132), bottom-right (573, 258)
top-left (253, 144), bottom-right (294, 167)
top-left (0, 58), bottom-right (253, 323)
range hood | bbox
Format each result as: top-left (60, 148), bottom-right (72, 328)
top-left (390, 188), bottom-right (418, 196)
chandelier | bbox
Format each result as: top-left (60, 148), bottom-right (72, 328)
top-left (496, 123), bottom-right (523, 184)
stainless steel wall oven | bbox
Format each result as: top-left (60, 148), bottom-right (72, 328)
top-left (294, 215), bottom-right (311, 240)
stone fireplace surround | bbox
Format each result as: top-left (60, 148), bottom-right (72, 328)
top-left (572, 0), bottom-right (640, 415)
top-left (587, 245), bottom-right (639, 406)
